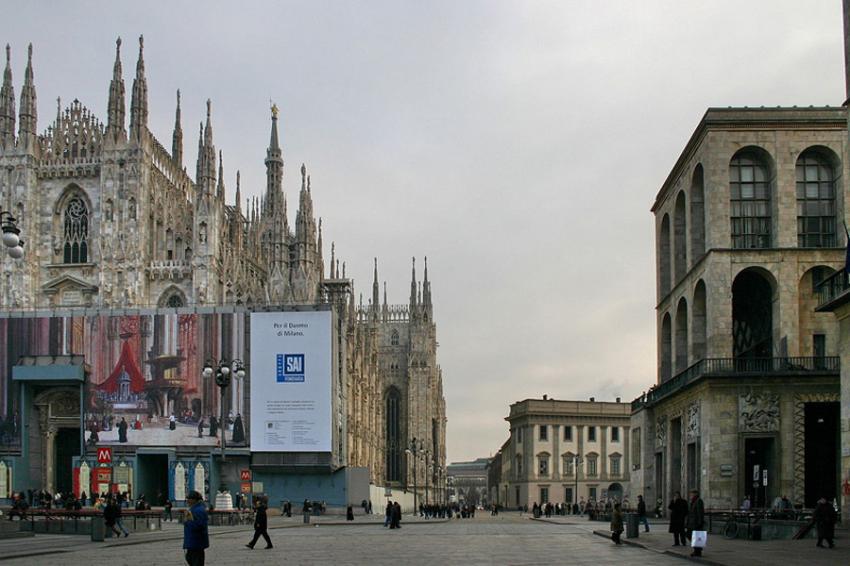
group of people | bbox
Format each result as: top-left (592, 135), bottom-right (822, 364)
top-left (611, 490), bottom-right (706, 557)
top-left (384, 500), bottom-right (403, 528)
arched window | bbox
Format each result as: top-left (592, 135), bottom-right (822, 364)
top-left (692, 281), bottom-right (707, 361)
top-left (675, 298), bottom-right (689, 372)
top-left (730, 151), bottom-right (772, 249)
top-left (796, 150), bottom-right (836, 248)
top-left (63, 197), bottom-right (89, 263)
top-left (391, 330), bottom-right (399, 346)
top-left (674, 191), bottom-right (687, 282)
top-left (659, 214), bottom-right (672, 296)
top-left (166, 295), bottom-right (184, 308)
top-left (691, 165), bottom-right (705, 259)
top-left (732, 269), bottom-right (775, 359)
top-left (660, 312), bottom-right (672, 382)
top-left (385, 388), bottom-right (402, 482)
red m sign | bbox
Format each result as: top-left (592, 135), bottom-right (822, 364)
top-left (97, 447), bottom-right (113, 464)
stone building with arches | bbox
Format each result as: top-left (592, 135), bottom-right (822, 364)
top-left (630, 107), bottom-right (844, 511)
top-left (0, 39), bottom-right (447, 503)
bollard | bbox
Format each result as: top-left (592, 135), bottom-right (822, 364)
top-left (303, 512), bottom-right (310, 524)
top-left (626, 513), bottom-right (640, 538)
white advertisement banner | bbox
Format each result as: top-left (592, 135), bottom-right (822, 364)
top-left (250, 311), bottom-right (332, 452)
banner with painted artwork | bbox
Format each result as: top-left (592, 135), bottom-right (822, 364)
top-left (0, 311), bottom-right (249, 448)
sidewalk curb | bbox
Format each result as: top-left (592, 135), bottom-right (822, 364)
top-left (591, 529), bottom-right (728, 566)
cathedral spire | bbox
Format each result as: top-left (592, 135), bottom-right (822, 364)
top-left (372, 258), bottom-right (380, 312)
top-left (0, 44), bottom-right (16, 149)
top-left (410, 257), bottom-right (417, 307)
top-left (195, 100), bottom-right (216, 193)
top-left (217, 150), bottom-right (225, 201)
top-left (106, 37), bottom-right (126, 142)
top-left (383, 281), bottom-right (388, 309)
top-left (129, 35), bottom-right (147, 142)
top-left (235, 170), bottom-right (241, 212)
top-left (172, 89), bottom-right (182, 165)
top-left (330, 242), bottom-right (336, 278)
top-left (18, 43), bottom-right (37, 149)
top-left (424, 256), bottom-right (432, 309)
top-left (264, 103), bottom-right (284, 216)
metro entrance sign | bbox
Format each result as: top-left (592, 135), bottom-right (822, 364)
top-left (97, 447), bottom-right (113, 464)
top-left (240, 469), bottom-right (251, 481)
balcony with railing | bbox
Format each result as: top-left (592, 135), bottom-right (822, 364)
top-left (631, 356), bottom-right (839, 411)
top-left (816, 269), bottom-right (850, 312)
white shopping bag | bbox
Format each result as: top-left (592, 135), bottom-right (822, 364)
top-left (691, 530), bottom-right (708, 548)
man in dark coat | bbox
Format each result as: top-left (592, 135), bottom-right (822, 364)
top-left (208, 416), bottom-right (218, 438)
top-left (183, 491), bottom-right (209, 566)
top-left (117, 417), bottom-right (128, 443)
top-left (391, 501), bottom-right (402, 529)
top-left (685, 489), bottom-right (705, 557)
top-left (637, 494), bottom-right (650, 532)
top-left (232, 414), bottom-right (246, 443)
top-left (813, 498), bottom-right (837, 548)
top-left (668, 491), bottom-right (688, 546)
top-left (245, 496), bottom-right (272, 549)
top-left (610, 503), bottom-right (624, 545)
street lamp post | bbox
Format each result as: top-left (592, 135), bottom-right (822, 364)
top-left (203, 359), bottom-right (245, 464)
top-left (0, 208), bottom-right (24, 259)
top-left (405, 437), bottom-right (422, 516)
top-left (574, 455), bottom-right (583, 512)
top-left (424, 451), bottom-right (431, 508)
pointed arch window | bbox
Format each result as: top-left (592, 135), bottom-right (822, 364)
top-left (385, 388), bottom-right (402, 482)
top-left (63, 197), bottom-right (89, 263)
top-left (391, 330), bottom-right (400, 346)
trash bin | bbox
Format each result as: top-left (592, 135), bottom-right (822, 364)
top-left (303, 512), bottom-right (310, 524)
top-left (91, 517), bottom-right (105, 542)
top-left (626, 513), bottom-right (640, 538)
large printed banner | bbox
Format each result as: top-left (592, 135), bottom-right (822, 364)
top-left (249, 311), bottom-right (332, 452)
top-left (0, 312), bottom-right (247, 448)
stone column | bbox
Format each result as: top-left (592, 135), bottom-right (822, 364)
top-left (44, 426), bottom-right (57, 493)
top-left (552, 425), bottom-right (560, 480)
top-left (600, 425), bottom-right (608, 481)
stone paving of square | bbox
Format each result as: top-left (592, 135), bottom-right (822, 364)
top-left (0, 513), bottom-right (683, 566)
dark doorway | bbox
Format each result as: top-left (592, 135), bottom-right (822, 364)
top-left (744, 437), bottom-right (775, 508)
top-left (732, 270), bottom-right (773, 359)
top-left (804, 402), bottom-right (839, 507)
top-left (670, 418), bottom-right (682, 499)
top-left (136, 454), bottom-right (169, 504)
top-left (655, 452), bottom-right (665, 508)
top-left (55, 428), bottom-right (81, 495)
top-left (687, 442), bottom-right (699, 494)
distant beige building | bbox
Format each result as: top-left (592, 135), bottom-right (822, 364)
top-left (499, 397), bottom-right (631, 508)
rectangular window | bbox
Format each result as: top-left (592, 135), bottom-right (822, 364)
top-left (539, 458), bottom-right (548, 476)
top-left (564, 425), bottom-right (572, 441)
top-left (814, 333), bottom-right (826, 360)
top-left (565, 487), bottom-right (573, 505)
top-left (515, 486), bottom-right (520, 506)
top-left (632, 428), bottom-right (641, 471)
top-left (589, 487), bottom-right (597, 501)
top-left (588, 458), bottom-right (598, 476)
top-left (563, 457), bottom-right (574, 476)
top-left (611, 427), bottom-right (620, 442)
top-left (517, 427), bottom-right (522, 443)
top-left (539, 425), bottom-right (548, 441)
top-left (540, 487), bottom-right (549, 504)
top-left (588, 426), bottom-right (596, 442)
top-left (611, 457), bottom-right (621, 477)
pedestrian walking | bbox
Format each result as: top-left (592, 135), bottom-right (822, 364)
top-left (610, 503), bottom-right (624, 545)
top-left (390, 501), bottom-right (402, 529)
top-left (813, 497), bottom-right (837, 549)
top-left (385, 500), bottom-right (393, 527)
top-left (637, 495), bottom-right (650, 532)
top-left (164, 498), bottom-right (173, 521)
top-left (346, 504), bottom-right (354, 521)
top-left (104, 496), bottom-right (129, 538)
top-left (245, 495), bottom-right (273, 549)
top-left (668, 491), bottom-right (688, 546)
top-left (685, 489), bottom-right (705, 557)
top-left (183, 491), bottom-right (209, 566)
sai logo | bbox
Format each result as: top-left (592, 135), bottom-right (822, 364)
top-left (277, 354), bottom-right (305, 382)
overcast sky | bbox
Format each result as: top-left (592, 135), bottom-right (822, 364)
top-left (3, 1), bottom-right (845, 463)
